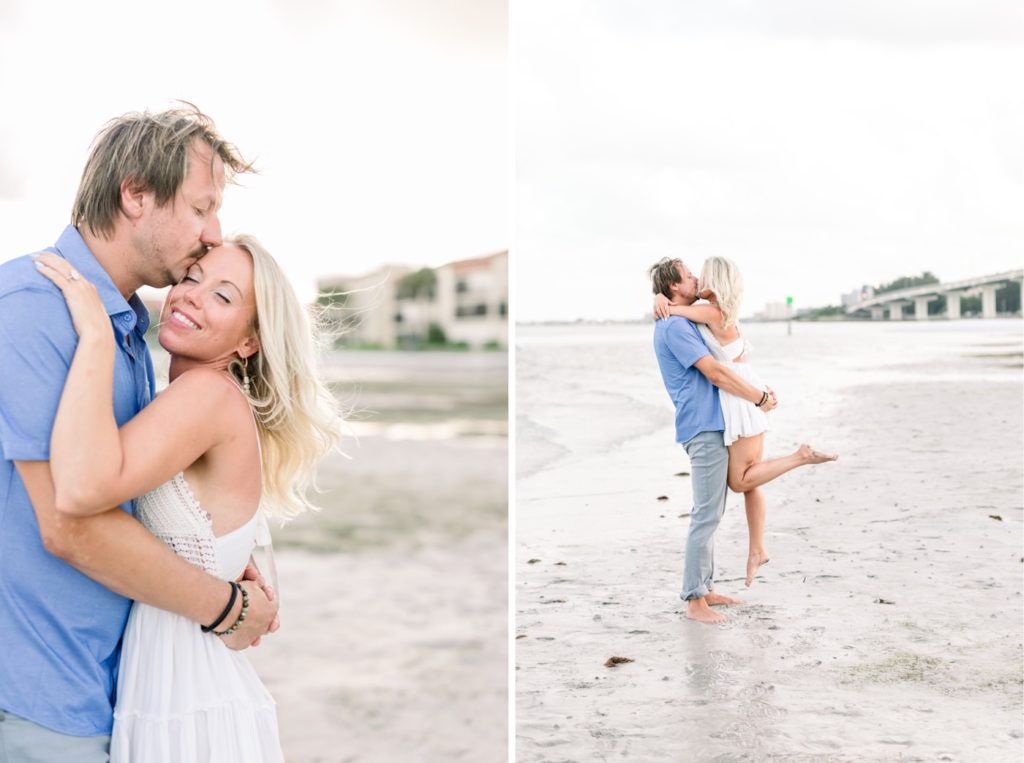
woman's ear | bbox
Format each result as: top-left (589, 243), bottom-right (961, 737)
top-left (238, 335), bottom-right (261, 359)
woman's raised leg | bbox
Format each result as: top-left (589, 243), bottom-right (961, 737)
top-left (728, 437), bottom-right (836, 495)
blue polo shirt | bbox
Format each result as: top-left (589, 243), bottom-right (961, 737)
top-left (0, 226), bottom-right (155, 736)
top-left (653, 316), bottom-right (725, 444)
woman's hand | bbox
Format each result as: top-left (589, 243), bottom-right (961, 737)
top-left (33, 252), bottom-right (112, 341)
top-left (239, 557), bottom-right (280, 646)
top-left (653, 292), bottom-right (672, 320)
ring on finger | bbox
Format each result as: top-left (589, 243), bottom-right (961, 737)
top-left (67, 269), bottom-right (80, 281)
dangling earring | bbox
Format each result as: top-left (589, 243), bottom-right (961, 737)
top-left (242, 356), bottom-right (251, 396)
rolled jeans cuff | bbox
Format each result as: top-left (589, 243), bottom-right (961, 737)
top-left (681, 584), bottom-right (713, 602)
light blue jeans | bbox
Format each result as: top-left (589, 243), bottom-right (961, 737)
top-left (680, 430), bottom-right (730, 601)
top-left (0, 710), bottom-right (109, 763)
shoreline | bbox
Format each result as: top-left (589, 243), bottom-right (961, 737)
top-left (516, 314), bottom-right (1024, 328)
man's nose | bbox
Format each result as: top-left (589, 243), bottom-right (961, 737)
top-left (201, 213), bottom-right (223, 249)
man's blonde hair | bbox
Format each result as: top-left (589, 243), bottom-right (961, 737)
top-left (72, 104), bottom-right (254, 238)
top-left (225, 235), bottom-right (344, 520)
top-left (699, 256), bottom-right (744, 328)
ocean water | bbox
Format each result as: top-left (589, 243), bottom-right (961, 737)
top-left (517, 319), bottom-right (1022, 473)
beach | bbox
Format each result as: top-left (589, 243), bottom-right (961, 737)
top-left (153, 350), bottom-right (509, 762)
top-left (516, 319), bottom-right (1023, 762)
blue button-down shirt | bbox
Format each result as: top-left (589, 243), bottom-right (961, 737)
top-left (653, 316), bottom-right (725, 444)
top-left (0, 226), bottom-right (155, 736)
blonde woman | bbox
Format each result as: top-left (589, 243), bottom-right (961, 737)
top-left (654, 256), bottom-right (836, 586)
top-left (34, 235), bottom-right (342, 762)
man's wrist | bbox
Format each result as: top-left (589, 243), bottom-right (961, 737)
top-left (201, 581), bottom-right (238, 632)
top-left (213, 582), bottom-right (249, 637)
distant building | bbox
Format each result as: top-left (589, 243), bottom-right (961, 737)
top-left (317, 264), bottom-right (412, 348)
top-left (435, 251), bottom-right (508, 347)
top-left (753, 301), bottom-right (793, 321)
top-left (317, 251), bottom-right (507, 349)
top-left (841, 285), bottom-right (874, 307)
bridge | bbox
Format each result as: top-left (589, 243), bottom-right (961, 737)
top-left (846, 269), bottom-right (1023, 320)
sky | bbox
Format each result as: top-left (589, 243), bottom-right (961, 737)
top-left (514, 0), bottom-right (1024, 321)
top-left (0, 0), bottom-right (507, 302)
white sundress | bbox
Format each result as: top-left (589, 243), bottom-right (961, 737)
top-left (697, 323), bottom-right (770, 447)
top-left (109, 473), bottom-right (284, 763)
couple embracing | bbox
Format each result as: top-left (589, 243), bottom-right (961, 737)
top-left (650, 256), bottom-right (836, 625)
top-left (0, 107), bottom-right (342, 761)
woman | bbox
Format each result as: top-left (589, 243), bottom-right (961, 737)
top-left (654, 256), bottom-right (836, 586)
top-left (34, 235), bottom-right (342, 761)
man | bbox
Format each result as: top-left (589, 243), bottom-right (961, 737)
top-left (650, 257), bottom-right (777, 625)
top-left (0, 106), bottom-right (278, 760)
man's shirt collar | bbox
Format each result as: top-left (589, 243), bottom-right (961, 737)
top-left (52, 225), bottom-right (151, 335)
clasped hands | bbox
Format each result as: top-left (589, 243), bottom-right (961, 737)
top-left (221, 558), bottom-right (281, 651)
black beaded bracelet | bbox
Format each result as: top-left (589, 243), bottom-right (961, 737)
top-left (215, 583), bottom-right (250, 638)
top-left (201, 581), bottom-right (238, 633)
top-left (755, 390), bottom-right (769, 408)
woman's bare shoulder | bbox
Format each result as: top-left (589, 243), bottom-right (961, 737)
top-left (155, 369), bottom-right (250, 425)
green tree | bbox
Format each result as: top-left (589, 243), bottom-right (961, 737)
top-left (427, 322), bottom-right (447, 345)
top-left (998, 280), bottom-right (1021, 313)
top-left (396, 268), bottom-right (437, 300)
top-left (874, 272), bottom-right (940, 295)
top-left (395, 268), bottom-right (438, 348)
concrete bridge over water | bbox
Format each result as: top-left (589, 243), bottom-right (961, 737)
top-left (846, 269), bottom-right (1023, 320)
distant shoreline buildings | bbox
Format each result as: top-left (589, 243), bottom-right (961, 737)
top-left (317, 250), bottom-right (508, 349)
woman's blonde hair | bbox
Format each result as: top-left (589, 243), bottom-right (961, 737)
top-left (226, 234), bottom-right (344, 520)
top-left (699, 256), bottom-right (744, 329)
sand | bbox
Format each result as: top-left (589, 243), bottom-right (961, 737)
top-left (179, 350), bottom-right (510, 763)
top-left (515, 320), bottom-right (1023, 762)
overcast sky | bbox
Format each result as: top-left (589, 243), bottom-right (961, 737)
top-left (0, 0), bottom-right (507, 301)
top-left (514, 0), bottom-right (1024, 321)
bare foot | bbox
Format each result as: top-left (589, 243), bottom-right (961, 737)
top-left (797, 443), bottom-right (838, 465)
top-left (705, 592), bottom-right (742, 606)
top-left (745, 551), bottom-right (769, 587)
top-left (686, 597), bottom-right (728, 624)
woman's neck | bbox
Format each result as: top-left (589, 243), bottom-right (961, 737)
top-left (168, 355), bottom-right (230, 383)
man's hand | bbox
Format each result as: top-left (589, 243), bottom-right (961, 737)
top-left (219, 580), bottom-right (279, 651)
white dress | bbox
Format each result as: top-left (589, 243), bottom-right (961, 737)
top-left (697, 324), bottom-right (770, 447)
top-left (110, 473), bottom-right (284, 762)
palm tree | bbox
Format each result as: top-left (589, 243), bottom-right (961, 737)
top-left (396, 268), bottom-right (437, 347)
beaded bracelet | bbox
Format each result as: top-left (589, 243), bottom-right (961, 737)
top-left (215, 583), bottom-right (249, 638)
top-left (755, 390), bottom-right (769, 408)
top-left (201, 581), bottom-right (238, 633)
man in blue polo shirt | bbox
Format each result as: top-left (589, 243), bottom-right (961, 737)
top-left (0, 107), bottom-right (279, 760)
top-left (650, 257), bottom-right (777, 625)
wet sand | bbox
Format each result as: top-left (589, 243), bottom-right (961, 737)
top-left (516, 320), bottom-right (1023, 762)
